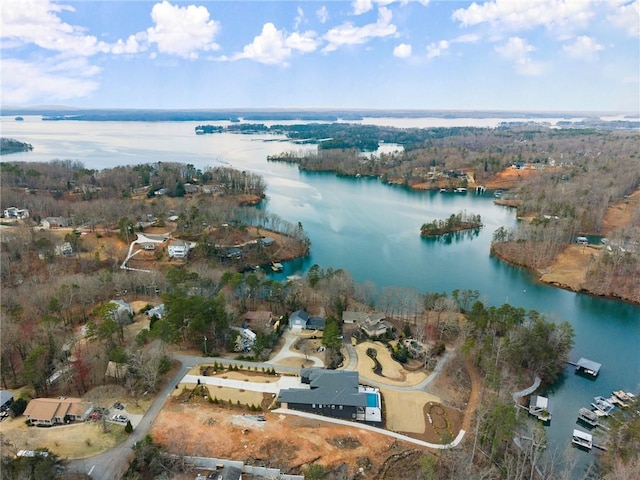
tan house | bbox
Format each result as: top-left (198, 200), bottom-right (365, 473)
top-left (23, 398), bottom-right (93, 426)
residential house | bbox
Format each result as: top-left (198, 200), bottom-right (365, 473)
top-left (342, 311), bottom-right (391, 337)
top-left (260, 237), bottom-right (275, 247)
top-left (279, 368), bottom-right (381, 424)
top-left (288, 310), bottom-right (309, 329)
top-left (306, 316), bottom-right (326, 331)
top-left (105, 361), bottom-right (129, 380)
top-left (3, 207), bottom-right (29, 219)
top-left (109, 299), bottom-right (134, 323)
top-left (145, 304), bottom-right (165, 319)
top-left (184, 183), bottom-right (199, 194)
top-left (0, 390), bottom-right (13, 411)
top-left (168, 239), bottom-right (190, 259)
top-left (288, 310), bottom-right (325, 330)
top-left (23, 397), bottom-right (93, 426)
top-left (55, 241), bottom-right (74, 256)
top-left (41, 216), bottom-right (71, 229)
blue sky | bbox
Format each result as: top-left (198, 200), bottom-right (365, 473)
top-left (1, 0), bottom-right (638, 111)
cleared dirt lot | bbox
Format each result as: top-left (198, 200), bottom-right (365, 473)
top-left (151, 398), bottom-right (420, 477)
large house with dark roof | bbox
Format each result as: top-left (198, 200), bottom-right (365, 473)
top-left (279, 368), bottom-right (381, 424)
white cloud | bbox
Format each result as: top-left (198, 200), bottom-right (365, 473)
top-left (495, 37), bottom-right (543, 76)
top-left (353, 0), bottom-right (430, 15)
top-left (146, 1), bottom-right (220, 59)
top-left (452, 0), bottom-right (594, 33)
top-left (453, 33), bottom-right (480, 44)
top-left (426, 40), bottom-right (449, 59)
top-left (316, 6), bottom-right (329, 24)
top-left (294, 7), bottom-right (305, 30)
top-left (607, 0), bottom-right (640, 36)
top-left (323, 7), bottom-right (397, 52)
top-left (1, 57), bottom-right (99, 104)
top-left (563, 36), bottom-right (604, 61)
top-left (1, 0), bottom-right (109, 56)
top-left (393, 43), bottom-right (412, 58)
top-left (286, 31), bottom-right (320, 53)
top-left (231, 23), bottom-right (319, 65)
top-left (111, 33), bottom-right (148, 55)
top-left (353, 0), bottom-right (374, 15)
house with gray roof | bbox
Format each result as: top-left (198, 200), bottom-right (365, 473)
top-left (279, 368), bottom-right (381, 424)
top-left (0, 390), bottom-right (13, 411)
top-left (288, 310), bottom-right (325, 330)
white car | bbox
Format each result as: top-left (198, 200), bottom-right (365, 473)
top-left (111, 414), bottom-right (128, 423)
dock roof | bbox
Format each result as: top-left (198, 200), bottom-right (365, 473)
top-left (576, 357), bottom-right (602, 374)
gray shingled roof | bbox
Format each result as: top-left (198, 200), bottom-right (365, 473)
top-left (279, 369), bottom-right (367, 407)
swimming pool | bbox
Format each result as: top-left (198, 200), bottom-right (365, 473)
top-left (367, 393), bottom-right (379, 408)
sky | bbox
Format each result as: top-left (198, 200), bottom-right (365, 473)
top-left (1, 0), bottom-right (639, 112)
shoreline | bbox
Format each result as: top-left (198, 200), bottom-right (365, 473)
top-left (490, 248), bottom-right (640, 306)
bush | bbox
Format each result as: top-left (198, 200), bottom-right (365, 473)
top-left (125, 420), bottom-right (133, 433)
top-left (10, 398), bottom-right (27, 417)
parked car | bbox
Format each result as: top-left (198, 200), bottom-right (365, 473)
top-left (89, 411), bottom-right (102, 420)
top-left (113, 401), bottom-right (124, 410)
top-left (111, 414), bottom-right (128, 423)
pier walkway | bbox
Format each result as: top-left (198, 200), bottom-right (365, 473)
top-left (512, 376), bottom-right (541, 402)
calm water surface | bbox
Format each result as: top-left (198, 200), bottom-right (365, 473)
top-left (2, 116), bottom-right (639, 473)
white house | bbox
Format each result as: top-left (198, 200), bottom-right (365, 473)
top-left (168, 239), bottom-right (190, 258)
top-left (3, 207), bottom-right (29, 219)
top-left (41, 216), bottom-right (71, 229)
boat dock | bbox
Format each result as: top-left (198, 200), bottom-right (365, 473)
top-left (569, 357), bottom-right (602, 377)
top-left (577, 407), bottom-right (599, 427)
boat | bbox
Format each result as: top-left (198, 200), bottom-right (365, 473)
top-left (571, 429), bottom-right (593, 450)
top-left (591, 396), bottom-right (615, 416)
top-left (577, 407), bottom-right (599, 426)
top-left (612, 390), bottom-right (633, 407)
top-left (271, 262), bottom-right (284, 272)
top-left (439, 188), bottom-right (448, 193)
top-left (454, 187), bottom-right (467, 193)
top-left (494, 190), bottom-right (503, 198)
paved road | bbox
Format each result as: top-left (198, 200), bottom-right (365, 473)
top-left (67, 345), bottom-right (456, 479)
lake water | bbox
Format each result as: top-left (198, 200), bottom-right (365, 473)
top-left (2, 116), bottom-right (639, 474)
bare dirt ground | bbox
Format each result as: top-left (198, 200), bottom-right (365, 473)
top-left (483, 165), bottom-right (543, 190)
top-left (149, 346), bottom-right (471, 478)
top-left (151, 399), bottom-right (412, 477)
top-left (601, 188), bottom-right (640, 234)
top-left (536, 187), bottom-right (640, 299)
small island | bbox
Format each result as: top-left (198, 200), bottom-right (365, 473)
top-left (420, 211), bottom-right (482, 237)
top-left (0, 138), bottom-right (33, 155)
